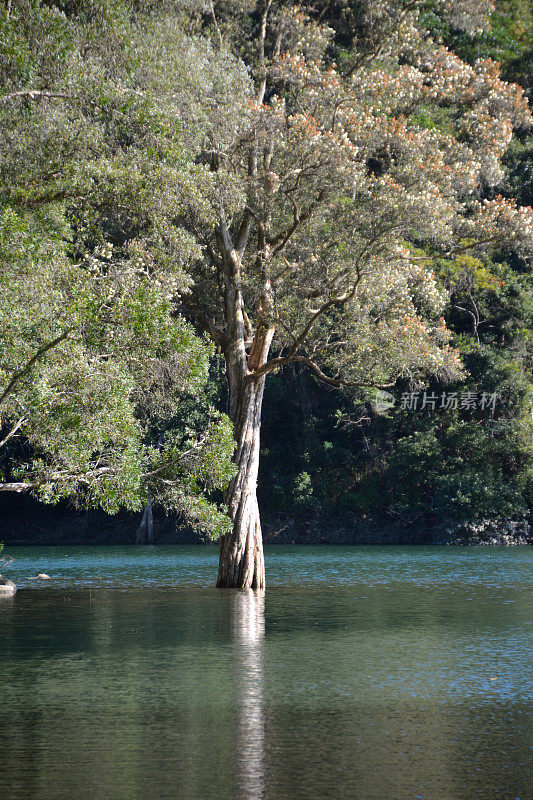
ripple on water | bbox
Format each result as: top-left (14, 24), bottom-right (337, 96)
top-left (0, 545), bottom-right (530, 800)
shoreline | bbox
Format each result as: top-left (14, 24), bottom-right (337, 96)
top-left (1, 496), bottom-right (530, 547)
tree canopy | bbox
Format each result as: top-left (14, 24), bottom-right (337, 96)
top-left (0, 1), bottom-right (531, 570)
top-left (0, 0), bottom-right (239, 536)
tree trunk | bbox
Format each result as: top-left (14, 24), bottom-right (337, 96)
top-left (217, 375), bottom-right (266, 589)
top-left (135, 499), bottom-right (153, 545)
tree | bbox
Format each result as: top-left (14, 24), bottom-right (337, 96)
top-left (175, 1), bottom-right (532, 587)
top-left (0, 0), bottom-right (238, 537)
top-left (1, 2), bottom-right (531, 578)
top-left (235, 1), bottom-right (531, 541)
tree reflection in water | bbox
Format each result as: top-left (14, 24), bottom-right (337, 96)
top-left (231, 590), bottom-right (265, 800)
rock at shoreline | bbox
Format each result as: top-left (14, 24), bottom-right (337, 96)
top-left (0, 575), bottom-right (17, 595)
top-left (439, 516), bottom-right (531, 546)
top-left (29, 573), bottom-right (51, 580)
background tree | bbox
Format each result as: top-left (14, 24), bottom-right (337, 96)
top-left (175, 0), bottom-right (532, 587)
top-left (258, 0), bottom-right (532, 538)
top-left (0, 0), bottom-right (239, 536)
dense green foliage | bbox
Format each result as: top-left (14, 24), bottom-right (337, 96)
top-left (257, 1), bottom-right (533, 531)
top-left (0, 0), bottom-right (237, 536)
top-left (0, 0), bottom-right (531, 541)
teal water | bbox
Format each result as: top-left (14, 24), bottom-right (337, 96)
top-left (0, 545), bottom-right (531, 800)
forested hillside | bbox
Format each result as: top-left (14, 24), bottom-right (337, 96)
top-left (258, 1), bottom-right (533, 543)
top-left (0, 1), bottom-right (531, 559)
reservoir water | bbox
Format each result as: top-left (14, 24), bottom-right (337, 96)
top-left (0, 545), bottom-right (531, 799)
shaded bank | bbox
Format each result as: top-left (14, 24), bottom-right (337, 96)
top-left (0, 496), bottom-right (530, 547)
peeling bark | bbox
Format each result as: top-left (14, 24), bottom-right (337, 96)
top-left (214, 211), bottom-right (274, 589)
top-left (217, 372), bottom-right (266, 589)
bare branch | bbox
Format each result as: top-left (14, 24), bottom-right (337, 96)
top-left (0, 465), bottom-right (112, 494)
top-left (287, 285), bottom-right (360, 359)
top-left (251, 354), bottom-right (360, 386)
top-left (0, 482), bottom-right (34, 493)
top-left (235, 208), bottom-right (254, 255)
top-left (453, 300), bottom-right (480, 344)
top-left (216, 211), bottom-right (237, 268)
top-left (208, 1), bottom-right (223, 49)
top-left (141, 436), bottom-right (208, 480)
top-left (0, 90), bottom-right (71, 104)
top-left (444, 237), bottom-right (499, 257)
top-left (0, 416), bottom-right (26, 449)
top-left (257, 0), bottom-right (273, 104)
top-left (270, 190), bottom-right (328, 256)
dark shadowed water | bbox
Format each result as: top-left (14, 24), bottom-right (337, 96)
top-left (0, 545), bottom-right (531, 800)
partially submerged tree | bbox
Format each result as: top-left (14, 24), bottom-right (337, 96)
top-left (1, 1), bottom-right (531, 580)
top-left (177, 0), bottom-right (532, 587)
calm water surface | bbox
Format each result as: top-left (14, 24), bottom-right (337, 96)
top-left (0, 545), bottom-right (531, 800)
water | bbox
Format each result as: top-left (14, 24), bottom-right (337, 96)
top-left (0, 546), bottom-right (531, 800)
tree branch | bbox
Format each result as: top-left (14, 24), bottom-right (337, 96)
top-left (0, 482), bottom-right (34, 493)
top-left (208, 1), bottom-right (223, 49)
top-left (216, 211), bottom-right (237, 270)
top-left (444, 237), bottom-right (499, 257)
top-left (0, 90), bottom-right (71, 104)
top-left (180, 298), bottom-right (226, 347)
top-left (270, 189), bottom-right (328, 256)
top-left (257, 0), bottom-right (273, 104)
top-left (342, 1), bottom-right (418, 79)
top-left (0, 329), bottom-right (72, 408)
top-left (252, 353), bottom-right (396, 389)
top-left (235, 207), bottom-right (254, 256)
top-left (251, 354), bottom-right (358, 386)
top-left (0, 416), bottom-right (26, 449)
top-left (0, 465), bottom-right (112, 494)
top-left (287, 283), bottom-right (361, 359)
